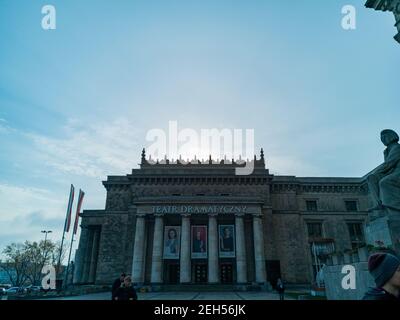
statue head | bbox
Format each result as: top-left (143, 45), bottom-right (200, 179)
top-left (381, 129), bottom-right (399, 146)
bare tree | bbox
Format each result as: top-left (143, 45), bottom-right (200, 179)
top-left (0, 242), bottom-right (31, 287)
top-left (51, 240), bottom-right (68, 276)
top-left (0, 240), bottom-right (63, 287)
top-left (25, 240), bottom-right (56, 285)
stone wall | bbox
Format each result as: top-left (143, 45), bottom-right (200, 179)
top-left (95, 213), bottom-right (130, 284)
top-left (269, 213), bottom-right (310, 283)
top-left (269, 183), bottom-right (369, 284)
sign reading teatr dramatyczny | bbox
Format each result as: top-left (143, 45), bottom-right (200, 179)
top-left (152, 205), bottom-right (248, 215)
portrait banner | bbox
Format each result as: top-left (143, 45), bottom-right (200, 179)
top-left (191, 225), bottom-right (207, 259)
top-left (163, 226), bottom-right (181, 259)
top-left (219, 225), bottom-right (235, 258)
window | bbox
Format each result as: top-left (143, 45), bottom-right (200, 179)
top-left (307, 223), bottom-right (323, 238)
top-left (220, 193), bottom-right (230, 196)
top-left (345, 200), bottom-right (358, 212)
top-left (306, 200), bottom-right (318, 212)
top-left (172, 193), bottom-right (181, 196)
top-left (196, 193), bottom-right (205, 196)
top-left (347, 223), bottom-right (365, 249)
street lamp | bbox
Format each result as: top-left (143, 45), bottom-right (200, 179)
top-left (41, 230), bottom-right (53, 270)
top-left (41, 230), bottom-right (52, 243)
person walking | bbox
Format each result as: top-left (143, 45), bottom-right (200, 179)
top-left (112, 273), bottom-right (126, 300)
top-left (363, 252), bottom-right (400, 300)
top-left (114, 275), bottom-right (138, 301)
top-left (276, 278), bottom-right (285, 300)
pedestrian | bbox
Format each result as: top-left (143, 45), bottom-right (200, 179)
top-left (112, 273), bottom-right (126, 300)
top-left (114, 275), bottom-right (138, 301)
top-left (276, 278), bottom-right (285, 300)
top-left (363, 252), bottom-right (400, 300)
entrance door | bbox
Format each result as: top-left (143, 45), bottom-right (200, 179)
top-left (166, 263), bottom-right (180, 284)
top-left (220, 263), bottom-right (233, 284)
top-left (193, 263), bottom-right (207, 283)
top-left (266, 260), bottom-right (281, 289)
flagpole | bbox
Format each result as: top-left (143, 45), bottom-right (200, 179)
top-left (64, 232), bottom-right (75, 289)
top-left (56, 212), bottom-right (67, 276)
top-left (56, 184), bottom-right (74, 284)
top-left (64, 189), bottom-right (84, 289)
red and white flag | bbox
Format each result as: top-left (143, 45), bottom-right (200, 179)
top-left (73, 189), bottom-right (85, 235)
top-left (64, 184), bottom-right (75, 232)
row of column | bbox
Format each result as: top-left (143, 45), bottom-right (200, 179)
top-left (132, 213), bottom-right (267, 285)
top-left (74, 227), bottom-right (101, 284)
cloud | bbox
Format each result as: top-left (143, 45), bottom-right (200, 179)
top-left (0, 118), bottom-right (145, 256)
top-left (27, 118), bottom-right (142, 178)
top-left (0, 183), bottom-right (66, 256)
top-left (13, 211), bottom-right (65, 229)
top-left (0, 183), bottom-right (64, 218)
top-left (0, 118), bottom-right (12, 134)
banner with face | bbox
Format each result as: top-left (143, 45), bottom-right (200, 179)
top-left (191, 225), bottom-right (207, 259)
top-left (219, 225), bottom-right (235, 258)
top-left (163, 226), bottom-right (181, 259)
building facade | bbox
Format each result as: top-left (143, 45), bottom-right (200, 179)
top-left (73, 150), bottom-right (370, 288)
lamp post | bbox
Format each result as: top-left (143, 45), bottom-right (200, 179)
top-left (41, 230), bottom-right (53, 271)
top-left (41, 230), bottom-right (52, 243)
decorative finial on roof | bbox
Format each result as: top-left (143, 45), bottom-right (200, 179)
top-left (260, 148), bottom-right (264, 160)
top-left (141, 148), bottom-right (146, 164)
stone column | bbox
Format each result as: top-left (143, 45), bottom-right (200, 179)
top-left (235, 214), bottom-right (247, 284)
top-left (253, 214), bottom-right (267, 284)
top-left (132, 214), bottom-right (146, 284)
top-left (73, 226), bottom-right (89, 284)
top-left (180, 214), bottom-right (191, 284)
top-left (151, 214), bottom-right (164, 284)
top-left (208, 213), bottom-right (219, 283)
top-left (88, 228), bottom-right (100, 283)
top-left (81, 228), bottom-right (94, 283)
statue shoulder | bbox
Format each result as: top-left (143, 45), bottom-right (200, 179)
top-left (387, 143), bottom-right (400, 155)
top-left (387, 143), bottom-right (400, 161)
top-left (391, 143), bottom-right (400, 154)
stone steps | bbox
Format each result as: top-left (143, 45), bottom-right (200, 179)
top-left (156, 284), bottom-right (265, 292)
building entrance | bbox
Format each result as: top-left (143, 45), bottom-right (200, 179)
top-left (220, 263), bottom-right (234, 284)
top-left (193, 262), bottom-right (207, 283)
top-left (165, 262), bottom-right (180, 284)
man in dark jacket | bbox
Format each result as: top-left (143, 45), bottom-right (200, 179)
top-left (276, 278), bottom-right (285, 300)
top-left (111, 273), bottom-right (126, 300)
top-left (114, 275), bottom-right (138, 301)
top-left (363, 252), bottom-right (400, 300)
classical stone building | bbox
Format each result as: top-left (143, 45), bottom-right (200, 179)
top-left (73, 150), bottom-right (370, 288)
top-left (366, 0), bottom-right (400, 44)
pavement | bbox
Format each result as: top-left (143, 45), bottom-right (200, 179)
top-left (43, 291), bottom-right (294, 300)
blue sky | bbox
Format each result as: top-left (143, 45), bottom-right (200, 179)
top-left (0, 0), bottom-right (399, 257)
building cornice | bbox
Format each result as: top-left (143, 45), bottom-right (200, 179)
top-left (132, 196), bottom-right (265, 205)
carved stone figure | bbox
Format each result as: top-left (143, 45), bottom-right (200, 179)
top-left (367, 129), bottom-right (400, 212)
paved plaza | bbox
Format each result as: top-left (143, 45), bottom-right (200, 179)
top-left (45, 291), bottom-right (293, 300)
